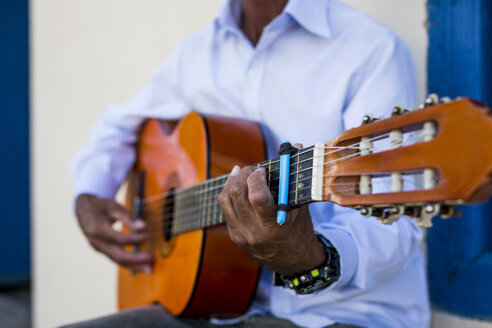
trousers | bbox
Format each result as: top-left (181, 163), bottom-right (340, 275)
top-left (60, 304), bottom-right (361, 328)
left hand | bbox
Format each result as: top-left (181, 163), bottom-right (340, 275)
top-left (218, 159), bottom-right (326, 276)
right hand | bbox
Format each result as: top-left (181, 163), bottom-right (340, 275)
top-left (75, 194), bottom-right (153, 273)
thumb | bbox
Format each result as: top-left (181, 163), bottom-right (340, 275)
top-left (109, 202), bottom-right (146, 231)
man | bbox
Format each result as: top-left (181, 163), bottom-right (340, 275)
top-left (70, 0), bottom-right (430, 327)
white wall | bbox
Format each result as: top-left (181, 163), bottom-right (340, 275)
top-left (30, 1), bottom-right (437, 328)
top-left (31, 1), bottom-right (223, 327)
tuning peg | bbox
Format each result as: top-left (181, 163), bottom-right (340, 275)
top-left (438, 205), bottom-right (462, 219)
top-left (440, 96), bottom-right (451, 103)
top-left (361, 114), bottom-right (374, 125)
top-left (425, 204), bottom-right (437, 213)
top-left (404, 206), bottom-right (421, 218)
top-left (388, 206), bottom-right (405, 217)
top-left (359, 206), bottom-right (372, 217)
top-left (424, 94), bottom-right (440, 107)
top-left (415, 203), bottom-right (440, 228)
top-left (391, 105), bottom-right (407, 116)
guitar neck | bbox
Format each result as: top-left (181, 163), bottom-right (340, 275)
top-left (171, 145), bottom-right (319, 235)
top-left (136, 98), bottom-right (492, 236)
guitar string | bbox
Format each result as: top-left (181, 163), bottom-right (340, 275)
top-left (142, 182), bottom-right (420, 242)
top-left (141, 171), bottom-right (314, 215)
top-left (139, 133), bottom-right (396, 204)
top-left (139, 130), bottom-right (420, 230)
top-left (141, 131), bottom-right (396, 206)
top-left (142, 129), bottom-right (418, 213)
top-left (141, 131), bottom-right (418, 214)
top-left (141, 131), bottom-right (404, 206)
top-left (141, 176), bottom-right (423, 234)
top-left (131, 132), bottom-right (421, 233)
top-left (142, 159), bottom-right (422, 233)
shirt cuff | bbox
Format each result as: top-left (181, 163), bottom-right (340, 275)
top-left (73, 166), bottom-right (120, 203)
top-left (314, 228), bottom-right (358, 291)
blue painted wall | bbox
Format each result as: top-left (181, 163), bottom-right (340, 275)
top-left (427, 0), bottom-right (492, 319)
top-left (0, 1), bottom-right (30, 285)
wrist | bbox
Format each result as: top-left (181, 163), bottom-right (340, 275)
top-left (273, 234), bottom-right (340, 295)
top-left (283, 236), bottom-right (326, 276)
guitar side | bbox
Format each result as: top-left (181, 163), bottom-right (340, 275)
top-left (118, 112), bottom-right (264, 317)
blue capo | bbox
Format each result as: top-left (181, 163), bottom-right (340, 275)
top-left (276, 141), bottom-right (295, 225)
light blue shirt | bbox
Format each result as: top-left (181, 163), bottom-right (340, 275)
top-left (71, 0), bottom-right (430, 327)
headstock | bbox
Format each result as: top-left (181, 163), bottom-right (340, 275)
top-left (317, 95), bottom-right (492, 227)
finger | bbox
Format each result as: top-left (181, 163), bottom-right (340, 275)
top-left (218, 166), bottom-right (240, 226)
top-left (228, 166), bottom-right (255, 216)
top-left (292, 143), bottom-right (303, 150)
top-left (109, 203), bottom-right (146, 231)
top-left (104, 244), bottom-right (154, 268)
top-left (99, 225), bottom-right (149, 246)
top-left (247, 168), bottom-right (276, 220)
top-left (134, 264), bottom-right (153, 274)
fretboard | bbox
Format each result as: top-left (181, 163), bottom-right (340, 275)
top-left (170, 146), bottom-right (316, 236)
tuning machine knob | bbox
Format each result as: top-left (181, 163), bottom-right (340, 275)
top-left (357, 206), bottom-right (382, 219)
top-left (357, 203), bottom-right (460, 228)
top-left (391, 105), bottom-right (408, 116)
top-left (357, 206), bottom-right (404, 225)
top-left (439, 205), bottom-right (461, 219)
top-left (359, 206), bottom-right (372, 217)
top-left (361, 114), bottom-right (375, 125)
top-left (420, 94), bottom-right (452, 108)
top-left (420, 93), bottom-right (440, 108)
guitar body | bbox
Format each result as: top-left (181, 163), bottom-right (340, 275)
top-left (118, 112), bottom-right (264, 317)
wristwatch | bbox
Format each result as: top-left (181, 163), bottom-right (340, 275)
top-left (273, 234), bottom-right (340, 295)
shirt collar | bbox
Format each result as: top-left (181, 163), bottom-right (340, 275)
top-left (284, 0), bottom-right (332, 38)
top-left (214, 0), bottom-right (332, 39)
top-left (214, 0), bottom-right (242, 35)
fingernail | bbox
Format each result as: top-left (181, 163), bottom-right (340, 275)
top-left (134, 220), bottom-right (145, 229)
top-left (141, 265), bottom-right (152, 274)
top-left (230, 165), bottom-right (240, 176)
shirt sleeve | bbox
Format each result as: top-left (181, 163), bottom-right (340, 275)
top-left (70, 42), bottom-right (190, 202)
top-left (311, 33), bottom-right (423, 293)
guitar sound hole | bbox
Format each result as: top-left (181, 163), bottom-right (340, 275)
top-left (162, 189), bottom-right (175, 242)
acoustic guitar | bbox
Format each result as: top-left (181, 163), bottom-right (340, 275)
top-left (118, 95), bottom-right (492, 318)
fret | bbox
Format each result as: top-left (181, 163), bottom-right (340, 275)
top-left (171, 192), bottom-right (178, 235)
top-left (187, 188), bottom-right (193, 231)
top-left (174, 190), bottom-right (182, 235)
top-left (170, 145), bottom-right (316, 236)
top-left (266, 146), bottom-right (315, 208)
top-left (206, 180), bottom-right (212, 228)
top-left (207, 179), bottom-right (212, 227)
top-left (180, 189), bottom-right (186, 233)
top-left (218, 176), bottom-right (226, 225)
top-left (185, 187), bottom-right (192, 232)
top-left (212, 178), bottom-right (218, 226)
top-left (200, 183), bottom-right (206, 230)
top-left (180, 190), bottom-right (186, 232)
top-left (212, 176), bottom-right (223, 226)
top-left (197, 185), bottom-right (203, 230)
top-left (295, 150), bottom-right (300, 205)
top-left (181, 188), bottom-right (188, 233)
